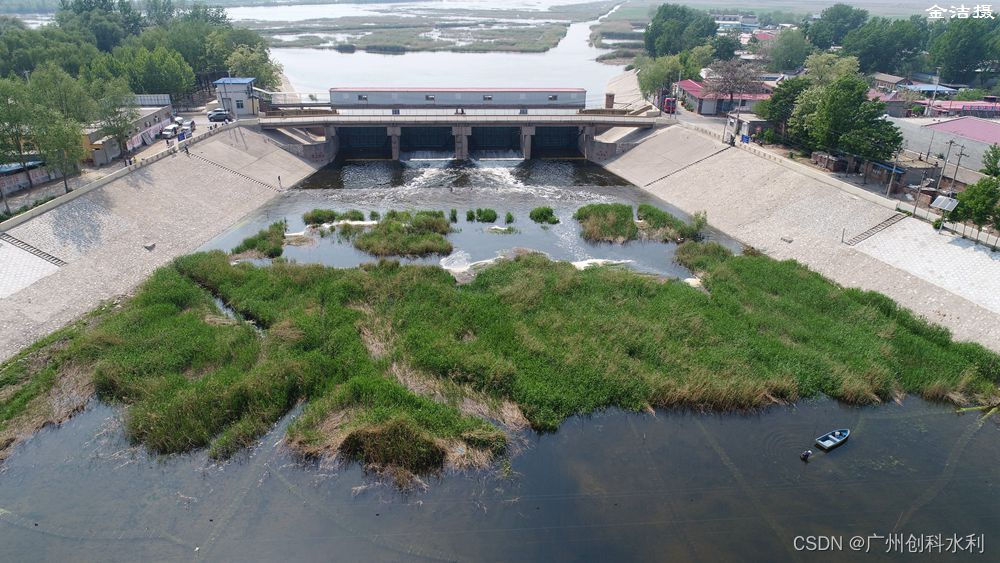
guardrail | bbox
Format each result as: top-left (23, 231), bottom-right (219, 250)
top-left (0, 119), bottom-right (254, 233)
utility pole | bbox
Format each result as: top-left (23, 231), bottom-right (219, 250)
top-left (935, 140), bottom-right (955, 192)
top-left (948, 145), bottom-right (968, 192)
top-left (927, 67), bottom-right (941, 118)
top-left (885, 144), bottom-right (904, 197)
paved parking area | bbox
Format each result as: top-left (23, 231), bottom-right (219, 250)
top-left (856, 219), bottom-right (1000, 316)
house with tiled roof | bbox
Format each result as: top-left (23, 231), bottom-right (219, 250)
top-left (871, 72), bottom-right (910, 91)
top-left (676, 79), bottom-right (772, 115)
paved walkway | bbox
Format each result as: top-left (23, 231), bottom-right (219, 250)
top-left (602, 125), bottom-right (1000, 352)
top-left (0, 126), bottom-right (323, 363)
top-left (0, 241), bottom-right (59, 299)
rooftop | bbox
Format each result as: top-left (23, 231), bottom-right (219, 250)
top-left (328, 87), bottom-right (586, 92)
top-left (923, 116), bottom-right (1000, 145)
top-left (677, 79), bottom-right (771, 101)
top-left (214, 77), bottom-right (256, 85)
top-left (872, 72), bottom-right (907, 84)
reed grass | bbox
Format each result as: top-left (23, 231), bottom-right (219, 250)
top-left (529, 206), bottom-right (559, 224)
top-left (232, 220), bottom-right (286, 258)
top-left (13, 242), bottom-right (999, 475)
top-left (573, 203), bottom-right (637, 242)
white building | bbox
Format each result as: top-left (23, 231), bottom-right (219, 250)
top-left (214, 77), bottom-right (258, 117)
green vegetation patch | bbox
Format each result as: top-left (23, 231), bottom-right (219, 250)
top-left (354, 210), bottom-right (453, 257)
top-left (232, 220), bottom-right (287, 258)
top-left (573, 203), bottom-right (638, 242)
top-left (474, 208), bottom-right (498, 223)
top-left (303, 209), bottom-right (366, 225)
top-left (10, 239), bottom-right (1000, 476)
top-left (529, 206), bottom-right (560, 224)
top-left (636, 204), bottom-right (707, 241)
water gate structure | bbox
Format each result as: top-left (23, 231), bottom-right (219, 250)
top-left (251, 87), bottom-right (663, 162)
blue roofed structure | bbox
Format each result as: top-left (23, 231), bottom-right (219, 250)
top-left (213, 77), bottom-right (256, 85)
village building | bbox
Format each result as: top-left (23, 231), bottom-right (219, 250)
top-left (676, 79), bottom-right (771, 116)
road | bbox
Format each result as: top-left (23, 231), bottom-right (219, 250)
top-left (4, 110), bottom-right (220, 214)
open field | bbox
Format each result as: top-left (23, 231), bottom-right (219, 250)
top-left (3, 242), bottom-right (997, 478)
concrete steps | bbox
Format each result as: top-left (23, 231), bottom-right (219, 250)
top-left (844, 213), bottom-right (906, 246)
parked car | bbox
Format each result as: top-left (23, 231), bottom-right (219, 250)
top-left (160, 124), bottom-right (179, 139)
top-left (182, 119), bottom-right (196, 133)
top-left (207, 109), bottom-right (231, 122)
top-left (172, 116), bottom-right (184, 126)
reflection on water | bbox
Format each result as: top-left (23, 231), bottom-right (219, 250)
top-left (0, 398), bottom-right (995, 560)
top-left (202, 159), bottom-right (734, 278)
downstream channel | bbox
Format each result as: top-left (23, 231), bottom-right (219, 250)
top-left (1, 158), bottom-right (997, 560)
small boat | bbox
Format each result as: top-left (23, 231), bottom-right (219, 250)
top-left (815, 429), bottom-right (850, 451)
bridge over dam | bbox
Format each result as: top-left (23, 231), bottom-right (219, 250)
top-left (240, 87), bottom-right (664, 162)
top-left (258, 113), bottom-right (662, 161)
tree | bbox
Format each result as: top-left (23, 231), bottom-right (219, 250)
top-left (683, 43), bottom-right (714, 77)
top-left (788, 75), bottom-right (902, 161)
top-left (703, 59), bottom-right (762, 119)
top-left (96, 78), bottom-right (139, 161)
top-left (954, 88), bottom-right (988, 101)
top-left (35, 112), bottom-right (86, 194)
top-left (143, 0), bottom-right (174, 26)
top-left (225, 45), bottom-right (282, 91)
top-left (806, 3), bottom-right (868, 49)
top-left (768, 29), bottom-right (812, 72)
top-left (28, 62), bottom-right (97, 123)
top-left (982, 144), bottom-right (1000, 177)
top-left (754, 76), bottom-right (811, 136)
top-left (710, 35), bottom-right (739, 60)
top-left (803, 53), bottom-right (859, 86)
top-left (0, 78), bottom-right (43, 197)
top-left (842, 16), bottom-right (927, 74)
top-left (637, 54), bottom-right (683, 98)
top-left (644, 4), bottom-right (716, 56)
top-left (952, 177), bottom-right (1000, 243)
top-left (930, 18), bottom-right (998, 83)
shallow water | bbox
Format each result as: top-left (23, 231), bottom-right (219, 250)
top-left (201, 159), bottom-right (735, 279)
top-left (0, 398), bottom-right (996, 560)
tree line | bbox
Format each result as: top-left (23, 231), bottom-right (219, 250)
top-left (643, 2), bottom-right (1000, 84)
top-left (0, 0), bottom-right (284, 214)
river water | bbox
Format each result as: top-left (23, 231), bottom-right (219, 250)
top-left (2, 158), bottom-right (998, 560)
top-left (2, 3), bottom-right (998, 560)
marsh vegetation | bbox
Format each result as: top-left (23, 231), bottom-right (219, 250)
top-left (5, 241), bottom-right (997, 478)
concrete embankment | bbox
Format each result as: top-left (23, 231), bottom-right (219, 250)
top-left (0, 126), bottom-right (323, 363)
top-left (599, 125), bottom-right (1000, 352)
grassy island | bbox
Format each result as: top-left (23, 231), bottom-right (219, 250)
top-left (574, 203), bottom-right (639, 242)
top-left (2, 243), bottom-right (998, 480)
top-left (354, 210), bottom-right (453, 257)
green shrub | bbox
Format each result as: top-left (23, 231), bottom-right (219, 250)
top-left (466, 210), bottom-right (475, 222)
top-left (303, 209), bottom-right (338, 225)
top-left (341, 209), bottom-right (365, 221)
top-left (505, 212), bottom-right (514, 224)
top-left (370, 210), bottom-right (380, 221)
top-left (232, 221), bottom-right (286, 258)
top-left (450, 208), bottom-right (458, 223)
top-left (636, 204), bottom-right (707, 241)
top-left (529, 206), bottom-right (559, 224)
top-left (573, 203), bottom-right (637, 242)
top-left (476, 208), bottom-right (498, 223)
top-left (354, 212), bottom-right (452, 257)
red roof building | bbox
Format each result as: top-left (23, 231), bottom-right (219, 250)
top-left (924, 116), bottom-right (1000, 145)
top-left (917, 99), bottom-right (1000, 118)
top-left (676, 79), bottom-right (771, 115)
